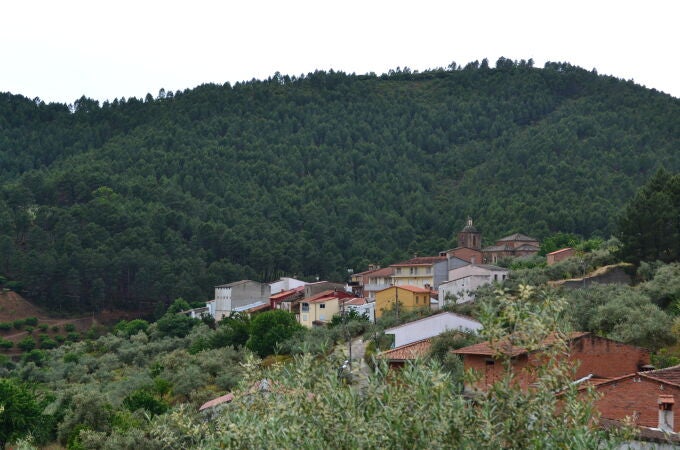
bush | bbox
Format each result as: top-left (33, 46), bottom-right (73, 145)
top-left (123, 389), bottom-right (169, 416)
top-left (52, 325), bottom-right (61, 332)
top-left (17, 336), bottom-right (36, 351)
top-left (65, 323), bottom-right (76, 332)
top-left (0, 338), bottom-right (13, 349)
top-left (246, 310), bottom-right (304, 357)
top-left (24, 317), bottom-right (38, 326)
top-left (0, 322), bottom-right (11, 331)
top-left (13, 319), bottom-right (25, 330)
top-left (67, 332), bottom-right (80, 342)
top-left (38, 323), bottom-right (49, 331)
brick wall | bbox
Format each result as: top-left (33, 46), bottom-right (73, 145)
top-left (593, 376), bottom-right (680, 431)
top-left (462, 335), bottom-right (649, 391)
top-left (567, 335), bottom-right (649, 379)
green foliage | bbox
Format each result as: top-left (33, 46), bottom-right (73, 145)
top-left (13, 319), bottom-right (25, 330)
top-left (24, 317), bottom-right (38, 326)
top-left (0, 322), bottom-right (11, 331)
top-left (0, 338), bottom-right (13, 349)
top-left (540, 232), bottom-right (580, 255)
top-left (122, 389), bottom-right (168, 416)
top-left (246, 310), bottom-right (304, 357)
top-left (155, 312), bottom-right (199, 339)
top-left (18, 336), bottom-right (36, 351)
top-left (0, 378), bottom-right (42, 448)
top-left (64, 323), bottom-right (76, 332)
top-left (114, 319), bottom-right (149, 337)
top-left (618, 169), bottom-right (680, 264)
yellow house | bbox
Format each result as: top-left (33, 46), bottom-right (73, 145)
top-left (298, 290), bottom-right (352, 328)
top-left (375, 285), bottom-right (431, 319)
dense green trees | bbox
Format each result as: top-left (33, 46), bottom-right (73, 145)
top-left (0, 61), bottom-right (678, 311)
top-left (618, 170), bottom-right (680, 264)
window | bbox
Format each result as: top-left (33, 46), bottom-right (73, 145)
top-left (396, 268), bottom-right (402, 275)
top-left (409, 267), bottom-right (415, 275)
top-left (494, 274), bottom-right (498, 281)
top-left (301, 303), bottom-right (309, 312)
top-left (425, 267), bottom-right (431, 274)
top-left (319, 303), bottom-right (326, 309)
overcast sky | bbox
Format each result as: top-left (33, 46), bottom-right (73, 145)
top-left (1, 0), bottom-right (678, 104)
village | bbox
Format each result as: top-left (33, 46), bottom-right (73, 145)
top-left (183, 218), bottom-right (680, 443)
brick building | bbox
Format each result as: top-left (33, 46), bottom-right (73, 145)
top-left (587, 365), bottom-right (680, 433)
top-left (482, 233), bottom-right (540, 264)
top-left (453, 332), bottom-right (650, 391)
top-left (546, 247), bottom-right (575, 265)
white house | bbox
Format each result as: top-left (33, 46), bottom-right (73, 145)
top-left (440, 264), bottom-right (509, 305)
top-left (268, 277), bottom-right (307, 295)
top-left (384, 312), bottom-right (482, 348)
top-left (343, 297), bottom-right (376, 323)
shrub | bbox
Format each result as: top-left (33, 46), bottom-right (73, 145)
top-left (67, 332), bottom-right (80, 342)
top-left (18, 336), bottom-right (36, 351)
top-left (24, 326), bottom-right (34, 334)
top-left (38, 323), bottom-right (49, 331)
top-left (40, 338), bottom-right (58, 349)
top-left (65, 323), bottom-right (76, 332)
top-left (0, 338), bottom-right (13, 349)
top-left (52, 325), bottom-right (61, 332)
top-left (0, 322), bottom-right (11, 331)
top-left (55, 335), bottom-right (65, 343)
top-left (24, 317), bottom-right (38, 326)
top-left (123, 389), bottom-right (169, 416)
top-left (13, 319), bottom-right (25, 330)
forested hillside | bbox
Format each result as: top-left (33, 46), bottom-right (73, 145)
top-left (0, 59), bottom-right (678, 311)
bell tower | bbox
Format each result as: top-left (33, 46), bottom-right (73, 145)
top-left (457, 217), bottom-right (482, 250)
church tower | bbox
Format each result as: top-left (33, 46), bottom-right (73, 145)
top-left (457, 217), bottom-right (482, 250)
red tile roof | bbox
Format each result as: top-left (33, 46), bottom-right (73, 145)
top-left (547, 247), bottom-right (574, 256)
top-left (367, 267), bottom-right (395, 278)
top-left (642, 364), bottom-right (680, 385)
top-left (378, 339), bottom-right (432, 361)
top-left (270, 286), bottom-right (304, 300)
top-left (452, 332), bottom-right (590, 357)
top-left (199, 393), bottom-right (234, 411)
top-left (304, 289), bottom-right (353, 304)
top-left (390, 256), bottom-right (447, 267)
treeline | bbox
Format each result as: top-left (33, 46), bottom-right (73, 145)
top-left (0, 58), bottom-right (679, 310)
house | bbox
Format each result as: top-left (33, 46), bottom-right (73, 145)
top-left (390, 256), bottom-right (448, 289)
top-left (298, 290), bottom-right (354, 328)
top-left (377, 338), bottom-right (432, 369)
top-left (303, 281), bottom-right (346, 298)
top-left (363, 267), bottom-right (395, 300)
top-left (375, 285), bottom-right (432, 319)
top-left (453, 332), bottom-right (650, 392)
top-left (268, 277), bottom-right (306, 296)
top-left (482, 233), bottom-right (540, 264)
top-left (546, 247), bottom-right (575, 265)
top-left (584, 365), bottom-right (680, 433)
top-left (213, 280), bottom-right (271, 320)
top-left (349, 264), bottom-right (382, 297)
top-left (270, 285), bottom-right (305, 310)
top-left (440, 264), bottom-right (509, 304)
top-left (384, 311), bottom-right (482, 348)
top-left (342, 297), bottom-right (375, 323)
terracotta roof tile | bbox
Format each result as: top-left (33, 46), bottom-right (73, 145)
top-left (378, 339), bottom-right (432, 361)
top-left (452, 332), bottom-right (590, 357)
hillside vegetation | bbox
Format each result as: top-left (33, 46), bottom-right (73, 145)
top-left (0, 58), bottom-right (679, 311)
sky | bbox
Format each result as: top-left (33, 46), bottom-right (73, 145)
top-left (1, 0), bottom-right (678, 104)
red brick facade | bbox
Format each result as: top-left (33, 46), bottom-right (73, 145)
top-left (590, 374), bottom-right (680, 431)
top-left (455, 333), bottom-right (650, 391)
